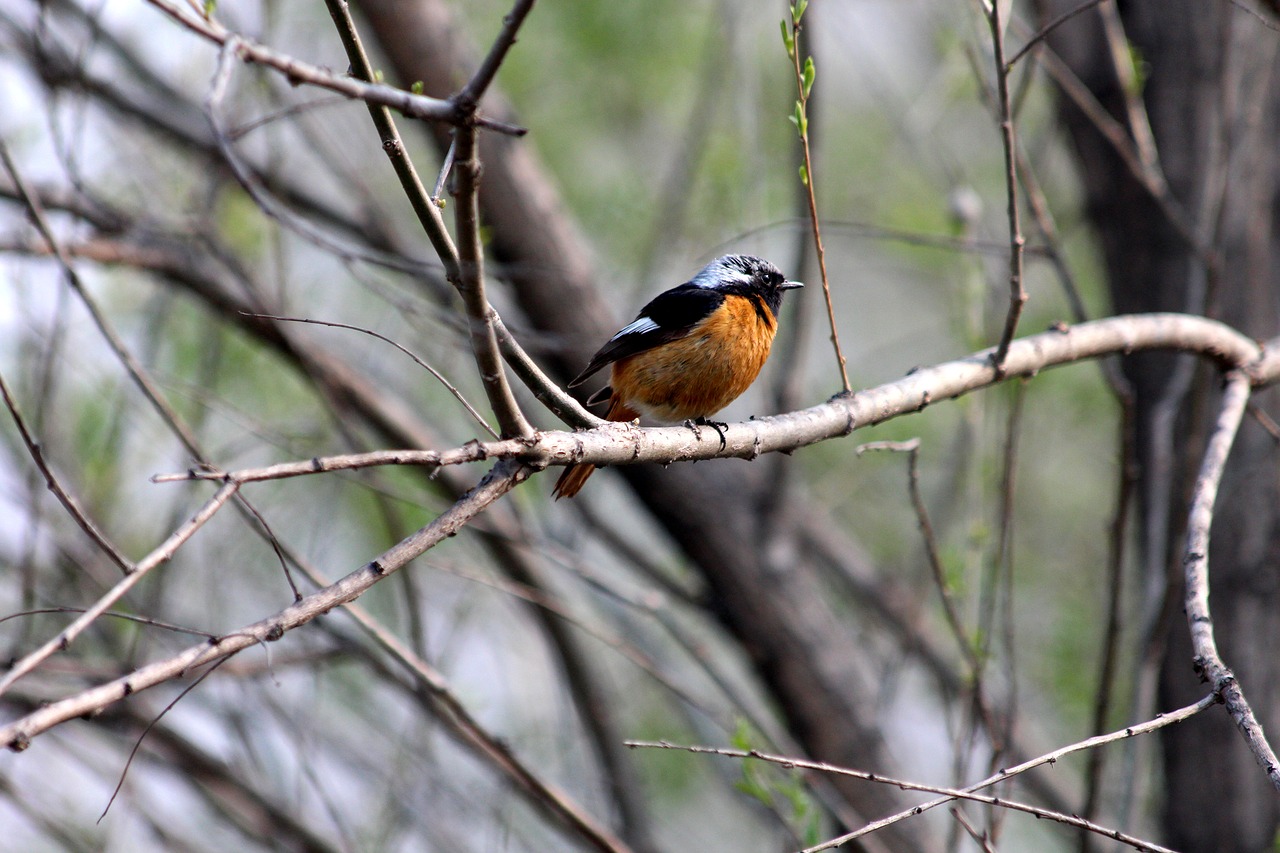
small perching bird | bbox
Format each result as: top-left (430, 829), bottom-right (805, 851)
top-left (553, 254), bottom-right (802, 498)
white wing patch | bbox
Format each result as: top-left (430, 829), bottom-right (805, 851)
top-left (611, 316), bottom-right (659, 341)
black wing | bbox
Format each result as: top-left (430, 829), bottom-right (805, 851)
top-left (568, 284), bottom-right (724, 387)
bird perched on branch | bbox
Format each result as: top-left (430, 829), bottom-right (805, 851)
top-left (553, 254), bottom-right (802, 499)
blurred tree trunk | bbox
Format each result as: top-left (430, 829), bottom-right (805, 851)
top-left (1043, 2), bottom-right (1280, 848)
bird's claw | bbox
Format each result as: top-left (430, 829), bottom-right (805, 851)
top-left (685, 417), bottom-right (728, 452)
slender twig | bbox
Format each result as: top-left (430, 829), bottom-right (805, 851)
top-left (322, 0), bottom-right (560, 433)
top-left (991, 382), bottom-right (1025, 747)
top-left (856, 440), bottom-right (981, 673)
top-left (456, 0), bottom-right (538, 105)
top-left (1080, 393), bottom-right (1137, 832)
top-left (0, 142), bottom-right (206, 461)
top-left (432, 138), bottom-right (456, 206)
top-left (293, 562), bottom-right (634, 853)
top-left (1095, 1), bottom-right (1162, 184)
top-left (950, 806), bottom-right (997, 853)
top-left (492, 313), bottom-right (604, 429)
top-left (0, 608), bottom-right (217, 640)
top-left (433, 561), bottom-right (719, 721)
top-left (320, 0), bottom-right (461, 278)
top-left (247, 313), bottom-right (499, 439)
top-left (152, 446), bottom-right (504, 484)
top-left (141, 0), bottom-right (524, 134)
top-left (1005, 0), bottom-right (1106, 69)
top-left (626, 693), bottom-right (1209, 853)
top-left (786, 5), bottom-right (851, 393)
top-left (204, 44), bottom-right (423, 273)
top-left (0, 482), bottom-right (239, 698)
top-left (1029, 37), bottom-right (1201, 254)
top-left (798, 692), bottom-right (1215, 850)
top-left (1183, 371), bottom-right (1280, 790)
top-left (1230, 0), bottom-right (1280, 33)
top-left (0, 459), bottom-right (530, 750)
top-left (99, 656), bottom-right (231, 821)
top-left (1247, 400), bottom-right (1280, 441)
top-left (0, 369), bottom-right (132, 575)
top-left (986, 0), bottom-right (1028, 370)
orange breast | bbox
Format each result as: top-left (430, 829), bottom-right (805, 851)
top-left (609, 294), bottom-right (778, 422)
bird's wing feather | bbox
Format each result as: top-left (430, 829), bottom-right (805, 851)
top-left (568, 284), bottom-right (724, 387)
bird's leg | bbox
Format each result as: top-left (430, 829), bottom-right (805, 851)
top-left (685, 416), bottom-right (728, 452)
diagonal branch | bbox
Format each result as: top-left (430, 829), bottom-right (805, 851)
top-left (322, 0), bottom-right (542, 437)
top-left (140, 0), bottom-right (524, 134)
top-left (0, 459), bottom-right (530, 750)
top-left (1182, 371), bottom-right (1280, 790)
top-left (321, 0), bottom-right (461, 278)
top-left (0, 481), bottom-right (240, 697)
top-left (457, 0), bottom-right (538, 106)
top-left (789, 691), bottom-right (1216, 850)
top-left (0, 368), bottom-right (132, 575)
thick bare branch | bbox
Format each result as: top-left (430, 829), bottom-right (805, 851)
top-left (154, 312), bottom-right (1271, 484)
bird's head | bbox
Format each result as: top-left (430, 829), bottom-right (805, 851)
top-left (691, 255), bottom-right (803, 316)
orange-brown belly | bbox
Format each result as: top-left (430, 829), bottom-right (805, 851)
top-left (609, 294), bottom-right (777, 422)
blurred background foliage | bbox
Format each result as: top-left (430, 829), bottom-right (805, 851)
top-left (0, 0), bottom-right (1173, 850)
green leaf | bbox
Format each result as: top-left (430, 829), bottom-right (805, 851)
top-left (792, 0), bottom-right (808, 26)
top-left (372, 69), bottom-right (385, 84)
top-left (202, 0), bottom-right (216, 17)
top-left (799, 163), bottom-right (809, 186)
top-left (802, 56), bottom-right (816, 98)
top-left (780, 19), bottom-right (794, 57)
top-left (411, 81), bottom-right (424, 95)
top-left (788, 101), bottom-right (807, 138)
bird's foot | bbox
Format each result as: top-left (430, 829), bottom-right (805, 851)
top-left (685, 417), bottom-right (728, 452)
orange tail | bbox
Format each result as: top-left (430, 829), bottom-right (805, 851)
top-left (552, 462), bottom-right (595, 499)
top-left (552, 393), bottom-right (638, 499)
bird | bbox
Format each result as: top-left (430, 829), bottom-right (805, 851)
top-left (553, 254), bottom-right (802, 499)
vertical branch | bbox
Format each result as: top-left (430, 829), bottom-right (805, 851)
top-left (988, 1), bottom-right (1027, 371)
top-left (1182, 371), bottom-right (1280, 791)
top-left (1078, 394), bottom-right (1136, 844)
top-left (451, 121), bottom-right (533, 438)
top-left (323, 0), bottom-right (535, 438)
top-left (785, 3), bottom-right (851, 393)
